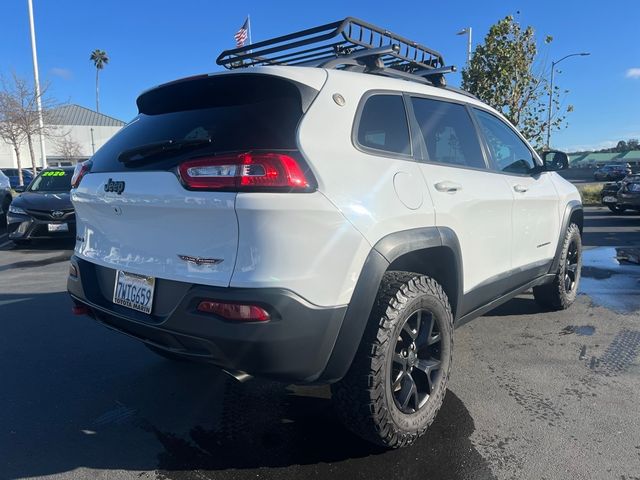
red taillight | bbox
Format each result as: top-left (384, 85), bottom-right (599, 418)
top-left (197, 300), bottom-right (270, 322)
top-left (71, 160), bottom-right (92, 189)
top-left (178, 152), bottom-right (314, 192)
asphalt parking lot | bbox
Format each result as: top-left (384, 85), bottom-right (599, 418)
top-left (0, 206), bottom-right (639, 480)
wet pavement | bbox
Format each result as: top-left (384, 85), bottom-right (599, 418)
top-left (0, 206), bottom-right (639, 480)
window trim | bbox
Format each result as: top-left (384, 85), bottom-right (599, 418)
top-left (351, 90), bottom-right (414, 160)
top-left (470, 106), bottom-right (543, 177)
top-left (405, 93), bottom-right (492, 172)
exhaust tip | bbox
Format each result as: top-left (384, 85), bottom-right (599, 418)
top-left (222, 369), bottom-right (252, 383)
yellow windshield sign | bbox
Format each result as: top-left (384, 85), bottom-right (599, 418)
top-left (42, 170), bottom-right (66, 177)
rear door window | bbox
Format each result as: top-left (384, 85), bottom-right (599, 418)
top-left (90, 74), bottom-right (317, 172)
top-left (473, 109), bottom-right (537, 175)
top-left (410, 97), bottom-right (486, 169)
top-left (356, 95), bottom-right (411, 156)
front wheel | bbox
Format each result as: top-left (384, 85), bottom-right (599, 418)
top-left (533, 223), bottom-right (582, 310)
top-left (1, 195), bottom-right (11, 223)
top-left (331, 272), bottom-right (453, 448)
top-left (608, 204), bottom-right (626, 214)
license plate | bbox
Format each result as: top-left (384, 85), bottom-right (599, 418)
top-left (48, 223), bottom-right (68, 232)
top-left (112, 270), bottom-right (155, 314)
top-left (603, 196), bottom-right (617, 203)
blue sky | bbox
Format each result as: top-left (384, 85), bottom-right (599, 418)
top-left (1, 0), bottom-right (639, 152)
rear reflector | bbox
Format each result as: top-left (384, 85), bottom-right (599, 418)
top-left (72, 304), bottom-right (90, 316)
top-left (197, 300), bottom-right (270, 322)
top-left (178, 152), bottom-right (314, 192)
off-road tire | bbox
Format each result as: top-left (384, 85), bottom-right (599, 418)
top-left (607, 205), bottom-right (626, 214)
top-left (331, 271), bottom-right (453, 448)
top-left (533, 223), bottom-right (582, 310)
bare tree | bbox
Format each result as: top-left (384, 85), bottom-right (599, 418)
top-left (55, 134), bottom-right (82, 162)
top-left (1, 73), bottom-right (59, 176)
top-left (0, 91), bottom-right (26, 186)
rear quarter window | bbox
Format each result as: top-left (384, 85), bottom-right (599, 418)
top-left (356, 94), bottom-right (411, 156)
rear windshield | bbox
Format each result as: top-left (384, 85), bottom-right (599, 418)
top-left (90, 74), bottom-right (316, 172)
top-left (28, 170), bottom-right (72, 192)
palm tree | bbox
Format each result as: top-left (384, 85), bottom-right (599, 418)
top-left (90, 49), bottom-right (109, 113)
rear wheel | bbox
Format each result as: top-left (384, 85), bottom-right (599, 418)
top-left (533, 223), bottom-right (582, 310)
top-left (331, 272), bottom-right (453, 448)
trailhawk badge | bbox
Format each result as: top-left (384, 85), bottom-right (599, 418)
top-left (177, 255), bottom-right (224, 266)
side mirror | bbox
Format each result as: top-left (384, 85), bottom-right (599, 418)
top-left (542, 150), bottom-right (569, 171)
top-left (13, 185), bottom-right (26, 193)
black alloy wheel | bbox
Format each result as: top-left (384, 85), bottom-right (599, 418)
top-left (391, 309), bottom-right (442, 414)
top-left (564, 240), bottom-right (579, 293)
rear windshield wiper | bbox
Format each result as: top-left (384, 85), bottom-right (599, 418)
top-left (118, 138), bottom-right (212, 164)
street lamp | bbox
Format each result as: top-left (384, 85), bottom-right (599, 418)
top-left (456, 27), bottom-right (472, 68)
top-left (546, 52), bottom-right (590, 149)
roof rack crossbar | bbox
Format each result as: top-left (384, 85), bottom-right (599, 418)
top-left (320, 44), bottom-right (399, 69)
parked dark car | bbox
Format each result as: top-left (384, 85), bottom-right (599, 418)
top-left (616, 174), bottom-right (640, 212)
top-left (594, 164), bottom-right (632, 181)
top-left (0, 170), bottom-right (12, 222)
top-left (6, 167), bottom-right (75, 244)
top-left (601, 174), bottom-right (640, 213)
top-left (0, 168), bottom-right (35, 189)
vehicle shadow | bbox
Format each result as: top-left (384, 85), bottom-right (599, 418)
top-left (484, 295), bottom-right (546, 317)
top-left (7, 238), bottom-right (75, 252)
top-left (0, 290), bottom-right (496, 480)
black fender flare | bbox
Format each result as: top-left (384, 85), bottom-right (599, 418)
top-left (548, 200), bottom-right (583, 274)
top-left (317, 227), bottom-right (463, 383)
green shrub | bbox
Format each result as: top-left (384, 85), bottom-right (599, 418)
top-left (577, 184), bottom-right (602, 206)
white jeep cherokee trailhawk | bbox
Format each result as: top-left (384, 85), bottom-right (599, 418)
top-left (67, 18), bottom-right (583, 448)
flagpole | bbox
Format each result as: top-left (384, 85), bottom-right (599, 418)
top-left (247, 14), bottom-right (252, 46)
top-left (27, 0), bottom-right (47, 169)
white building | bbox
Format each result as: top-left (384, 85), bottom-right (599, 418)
top-left (0, 104), bottom-right (125, 168)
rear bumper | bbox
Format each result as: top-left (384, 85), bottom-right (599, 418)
top-left (7, 213), bottom-right (76, 240)
top-left (67, 256), bottom-right (347, 383)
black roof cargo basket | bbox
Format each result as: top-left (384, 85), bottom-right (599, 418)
top-left (216, 17), bottom-right (457, 87)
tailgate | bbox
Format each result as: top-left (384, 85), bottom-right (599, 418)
top-left (72, 172), bottom-right (237, 287)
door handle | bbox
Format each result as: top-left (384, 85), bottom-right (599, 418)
top-left (513, 184), bottom-right (528, 193)
top-left (434, 181), bottom-right (462, 193)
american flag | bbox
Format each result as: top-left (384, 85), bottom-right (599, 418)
top-left (234, 17), bottom-right (249, 47)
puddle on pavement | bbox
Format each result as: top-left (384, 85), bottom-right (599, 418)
top-left (579, 247), bottom-right (640, 314)
top-left (560, 325), bottom-right (596, 336)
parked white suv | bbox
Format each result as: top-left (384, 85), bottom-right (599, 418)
top-left (67, 18), bottom-right (583, 448)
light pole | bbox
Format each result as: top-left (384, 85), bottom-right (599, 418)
top-left (27, 0), bottom-right (47, 169)
top-left (456, 27), bottom-right (472, 68)
top-left (546, 52), bottom-right (590, 149)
